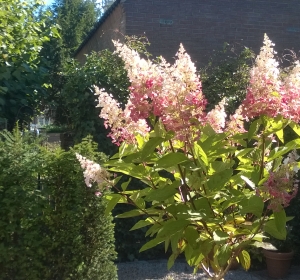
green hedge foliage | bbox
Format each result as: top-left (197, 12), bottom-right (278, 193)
top-left (54, 50), bottom-right (130, 155)
top-left (0, 129), bottom-right (117, 280)
top-left (201, 42), bottom-right (254, 115)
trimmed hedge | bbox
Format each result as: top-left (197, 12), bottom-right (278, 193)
top-left (0, 130), bottom-right (117, 280)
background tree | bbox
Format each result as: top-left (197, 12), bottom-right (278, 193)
top-left (41, 0), bottom-right (101, 125)
top-left (0, 0), bottom-right (59, 130)
top-left (50, 0), bottom-right (101, 59)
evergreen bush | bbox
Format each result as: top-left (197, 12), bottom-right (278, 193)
top-left (0, 129), bottom-right (117, 280)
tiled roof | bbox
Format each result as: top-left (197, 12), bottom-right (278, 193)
top-left (73, 0), bottom-right (121, 57)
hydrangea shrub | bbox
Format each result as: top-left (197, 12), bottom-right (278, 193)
top-left (77, 35), bottom-right (300, 280)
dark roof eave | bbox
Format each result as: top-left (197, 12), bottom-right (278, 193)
top-left (73, 0), bottom-right (122, 57)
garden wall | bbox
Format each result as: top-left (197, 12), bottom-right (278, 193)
top-left (75, 0), bottom-right (300, 67)
top-left (124, 0), bottom-right (300, 66)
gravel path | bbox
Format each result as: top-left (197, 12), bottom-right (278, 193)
top-left (117, 260), bottom-right (300, 280)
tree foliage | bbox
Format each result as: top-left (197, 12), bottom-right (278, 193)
top-left (0, 0), bottom-right (59, 130)
top-left (51, 0), bottom-right (100, 59)
top-left (41, 0), bottom-right (101, 127)
top-left (57, 50), bottom-right (130, 154)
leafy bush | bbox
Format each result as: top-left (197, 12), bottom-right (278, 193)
top-left (201, 42), bottom-right (254, 114)
top-left (0, 129), bottom-right (117, 280)
top-left (43, 124), bottom-right (68, 133)
top-left (113, 197), bottom-right (166, 262)
top-left (77, 36), bottom-right (300, 279)
top-left (54, 50), bottom-right (130, 155)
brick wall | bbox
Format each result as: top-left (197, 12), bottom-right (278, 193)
top-left (123, 0), bottom-right (300, 67)
top-left (75, 4), bottom-right (126, 64)
top-left (75, 0), bottom-right (300, 67)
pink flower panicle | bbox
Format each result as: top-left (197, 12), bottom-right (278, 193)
top-left (242, 34), bottom-right (300, 122)
top-left (76, 153), bottom-right (111, 194)
top-left (225, 105), bottom-right (247, 135)
top-left (95, 87), bottom-right (150, 145)
top-left (282, 61), bottom-right (300, 122)
top-left (261, 150), bottom-right (299, 211)
top-left (242, 34), bottom-right (282, 119)
top-left (113, 41), bottom-right (207, 142)
top-left (98, 36), bottom-right (300, 145)
top-left (206, 99), bottom-right (227, 133)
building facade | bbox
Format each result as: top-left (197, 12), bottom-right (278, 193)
top-left (75, 0), bottom-right (300, 66)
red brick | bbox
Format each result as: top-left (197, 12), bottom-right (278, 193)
top-left (75, 0), bottom-right (300, 67)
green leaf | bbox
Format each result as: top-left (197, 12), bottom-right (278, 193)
top-left (115, 142), bottom-right (136, 159)
top-left (167, 253), bottom-right (176, 270)
top-left (130, 219), bottom-right (153, 231)
top-left (139, 237), bottom-right (165, 252)
top-left (122, 152), bottom-right (142, 163)
top-left (264, 219), bottom-right (286, 240)
top-left (240, 196), bottom-right (264, 218)
top-left (252, 241), bottom-right (277, 250)
top-left (274, 209), bottom-right (287, 235)
top-left (108, 162), bottom-right (147, 179)
top-left (170, 231), bottom-right (182, 252)
top-left (106, 161), bottom-right (134, 175)
top-left (193, 142), bottom-right (208, 165)
top-left (156, 153), bottom-right (190, 169)
top-left (121, 178), bottom-right (131, 191)
top-left (248, 119), bottom-right (260, 140)
top-left (289, 122), bottom-right (300, 137)
top-left (267, 147), bottom-right (289, 162)
top-left (136, 134), bottom-right (144, 149)
top-left (286, 138), bottom-right (300, 151)
top-left (116, 209), bottom-right (145, 218)
top-left (202, 124), bottom-right (217, 137)
top-left (104, 194), bottom-right (122, 216)
top-left (140, 137), bottom-right (164, 159)
top-left (213, 230), bottom-right (229, 244)
top-left (207, 169), bottom-right (233, 192)
top-left (145, 223), bottom-right (161, 237)
top-left (210, 161), bottom-right (233, 173)
top-left (157, 219), bottom-right (189, 238)
top-left (264, 117), bottom-right (288, 136)
top-left (199, 239), bottom-right (213, 257)
top-left (144, 180), bottom-right (180, 202)
top-left (192, 197), bottom-right (214, 218)
top-left (275, 129), bottom-right (284, 143)
top-left (238, 250), bottom-right (251, 271)
top-left (184, 226), bottom-right (199, 248)
top-left (218, 244), bottom-right (231, 267)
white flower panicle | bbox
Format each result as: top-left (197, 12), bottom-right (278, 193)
top-left (76, 153), bottom-right (111, 192)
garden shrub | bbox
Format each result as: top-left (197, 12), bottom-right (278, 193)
top-left (55, 50), bottom-right (130, 155)
top-left (201, 42), bottom-right (254, 114)
top-left (0, 129), bottom-right (117, 280)
top-left (0, 128), bottom-right (47, 279)
top-left (57, 39), bottom-right (167, 261)
top-left (76, 36), bottom-right (300, 279)
top-left (113, 199), bottom-right (166, 262)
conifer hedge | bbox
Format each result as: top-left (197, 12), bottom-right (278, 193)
top-left (0, 130), bottom-right (117, 280)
